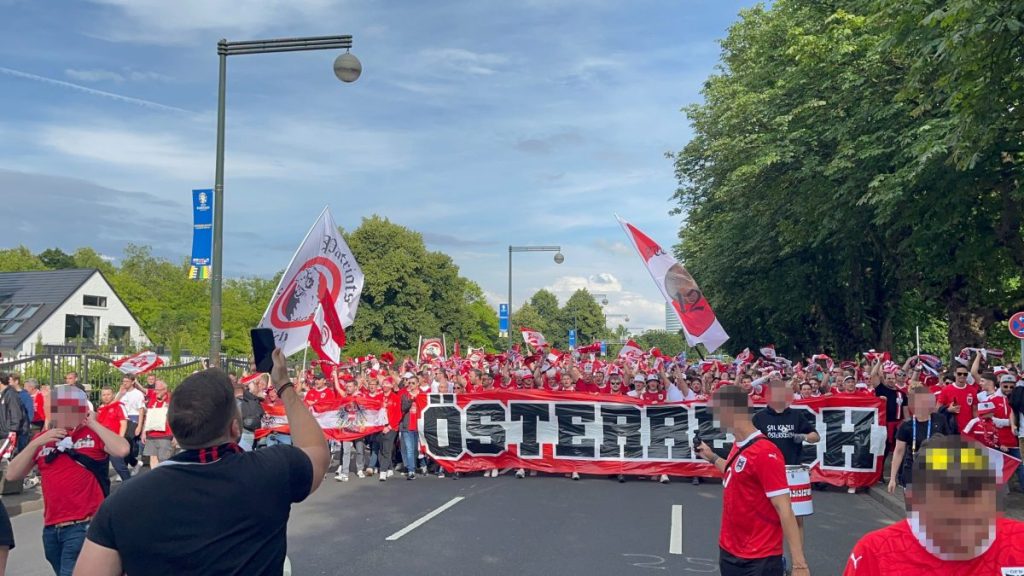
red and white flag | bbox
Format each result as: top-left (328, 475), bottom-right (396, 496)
top-left (616, 216), bottom-right (729, 352)
top-left (259, 207), bottom-right (364, 356)
top-left (308, 289), bottom-right (347, 365)
top-left (759, 345), bottom-right (776, 360)
top-left (112, 351), bottom-right (164, 375)
top-left (521, 327), bottom-right (548, 350)
top-left (576, 342), bottom-right (602, 355)
top-left (618, 340), bottom-right (644, 362)
top-left (735, 348), bottom-right (754, 364)
top-left (419, 338), bottom-right (444, 362)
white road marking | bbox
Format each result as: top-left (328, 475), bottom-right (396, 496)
top-left (669, 504), bottom-right (683, 555)
top-left (385, 497), bottom-right (465, 541)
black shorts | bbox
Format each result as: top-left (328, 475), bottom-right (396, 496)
top-left (719, 548), bottom-right (782, 576)
top-left (0, 503), bottom-right (14, 550)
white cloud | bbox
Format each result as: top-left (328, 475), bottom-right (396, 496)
top-left (84, 0), bottom-right (345, 44)
top-left (418, 48), bottom-right (508, 76)
top-left (65, 68), bottom-right (126, 83)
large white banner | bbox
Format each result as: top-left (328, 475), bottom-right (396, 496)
top-left (259, 207), bottom-right (364, 356)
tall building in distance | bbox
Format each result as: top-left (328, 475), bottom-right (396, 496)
top-left (665, 302), bottom-right (682, 332)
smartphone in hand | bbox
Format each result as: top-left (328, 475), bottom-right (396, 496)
top-left (250, 328), bottom-right (275, 373)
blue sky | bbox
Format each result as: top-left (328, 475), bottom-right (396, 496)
top-left (0, 0), bottom-right (756, 333)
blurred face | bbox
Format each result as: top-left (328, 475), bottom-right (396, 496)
top-left (266, 387), bottom-right (279, 402)
top-left (911, 392), bottom-right (936, 417)
top-left (610, 378), bottom-right (621, 391)
top-left (843, 379), bottom-right (856, 393)
top-left (147, 374), bottom-right (157, 386)
top-left (740, 376), bottom-right (753, 393)
top-left (712, 403), bottom-right (742, 433)
top-left (101, 389), bottom-right (114, 405)
top-left (980, 378), bottom-right (996, 393)
top-left (154, 382), bottom-right (168, 398)
top-left (383, 380), bottom-right (394, 393)
top-left (121, 377), bottom-right (133, 389)
top-left (64, 373), bottom-right (78, 384)
top-left (768, 382), bottom-right (792, 411)
top-left (912, 485), bottom-right (996, 561)
top-left (52, 386), bottom-right (89, 430)
top-left (884, 373), bottom-right (898, 388)
top-left (314, 377), bottom-right (327, 389)
top-left (955, 369), bottom-right (969, 385)
top-left (799, 383), bottom-right (812, 396)
top-left (999, 381), bottom-right (1015, 396)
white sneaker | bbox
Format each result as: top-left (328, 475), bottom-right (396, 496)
top-left (659, 474), bottom-right (670, 484)
top-left (335, 473), bottom-right (349, 482)
top-left (515, 468), bottom-right (525, 479)
top-left (114, 476), bottom-right (123, 483)
top-left (571, 472), bottom-right (580, 481)
top-left (386, 469), bottom-right (394, 478)
top-left (438, 470), bottom-right (446, 479)
top-left (420, 466), bottom-right (428, 475)
top-left (357, 471), bottom-right (366, 479)
top-left (379, 471), bottom-right (387, 482)
top-left (491, 469), bottom-right (499, 478)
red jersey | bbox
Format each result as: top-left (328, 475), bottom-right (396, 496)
top-left (145, 395), bottom-right (172, 438)
top-left (642, 391), bottom-right (666, 404)
top-left (986, 395), bottom-right (1018, 447)
top-left (304, 386), bottom-right (338, 410)
top-left (35, 426), bottom-right (107, 525)
top-left (962, 417), bottom-right (1001, 450)
top-left (96, 402), bottom-right (126, 434)
top-left (382, 391), bottom-right (402, 428)
top-left (32, 392), bottom-right (45, 424)
top-left (843, 517), bottom-right (1024, 575)
top-left (719, 431), bottom-right (789, 559)
top-left (937, 384), bottom-right (980, 432)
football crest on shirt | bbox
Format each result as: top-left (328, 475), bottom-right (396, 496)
top-left (967, 395), bottom-right (974, 406)
top-left (735, 455), bottom-right (747, 473)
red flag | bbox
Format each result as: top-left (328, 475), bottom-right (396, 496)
top-left (759, 345), bottom-right (776, 360)
top-left (308, 289), bottom-right (346, 365)
top-left (112, 351), bottom-right (164, 375)
top-left (577, 342), bottom-right (602, 355)
top-left (520, 327), bottom-right (548, 349)
top-left (618, 340), bottom-right (644, 362)
top-left (453, 340), bottom-right (461, 359)
top-left (617, 215), bottom-right (729, 352)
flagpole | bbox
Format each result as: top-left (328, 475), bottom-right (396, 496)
top-left (442, 334), bottom-right (448, 360)
top-left (417, 335), bottom-right (423, 364)
top-left (302, 346), bottom-right (308, 372)
top-left (915, 326), bottom-right (921, 356)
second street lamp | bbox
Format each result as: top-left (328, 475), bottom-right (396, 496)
top-left (508, 245), bottom-right (564, 351)
top-left (208, 35), bottom-right (360, 368)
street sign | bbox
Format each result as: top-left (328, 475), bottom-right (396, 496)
top-left (600, 340), bottom-right (607, 357)
top-left (1010, 311), bottom-right (1024, 339)
top-left (568, 329), bottom-right (576, 348)
top-left (498, 303), bottom-right (509, 333)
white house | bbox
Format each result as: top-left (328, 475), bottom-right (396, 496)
top-left (0, 269), bottom-right (149, 357)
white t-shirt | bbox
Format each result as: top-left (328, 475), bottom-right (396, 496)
top-left (120, 388), bottom-right (146, 418)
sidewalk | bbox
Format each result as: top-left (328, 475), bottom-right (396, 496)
top-left (2, 482), bottom-right (43, 517)
top-left (865, 482), bottom-right (1024, 521)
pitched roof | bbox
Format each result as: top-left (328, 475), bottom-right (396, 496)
top-left (0, 269), bottom-right (96, 350)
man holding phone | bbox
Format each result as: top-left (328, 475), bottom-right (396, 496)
top-left (73, 348), bottom-right (330, 575)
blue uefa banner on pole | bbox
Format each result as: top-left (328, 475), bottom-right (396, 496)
top-left (189, 189), bottom-right (214, 280)
top-left (568, 329), bottom-right (576, 348)
top-left (600, 340), bottom-right (607, 357)
top-left (499, 303), bottom-right (509, 333)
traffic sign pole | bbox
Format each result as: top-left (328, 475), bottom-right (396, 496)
top-left (1007, 311), bottom-right (1024, 364)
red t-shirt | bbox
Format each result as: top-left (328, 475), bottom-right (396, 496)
top-left (937, 384), bottom-right (980, 432)
top-left (642, 391), bottom-right (666, 404)
top-left (145, 396), bottom-right (172, 438)
top-left (96, 402), bottom-right (126, 434)
top-left (843, 517), bottom-right (1024, 575)
top-left (986, 395), bottom-right (1018, 447)
top-left (32, 392), bottom-right (45, 424)
top-left (35, 427), bottom-right (107, 525)
top-left (719, 432), bottom-right (789, 559)
top-left (304, 387), bottom-right (338, 410)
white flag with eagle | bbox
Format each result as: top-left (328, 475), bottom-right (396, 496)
top-left (259, 207), bottom-right (364, 356)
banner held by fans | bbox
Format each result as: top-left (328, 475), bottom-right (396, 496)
top-left (419, 391), bottom-right (886, 488)
top-left (419, 338), bottom-right (443, 362)
top-left (112, 351), bottom-right (164, 375)
top-left (259, 207), bottom-right (364, 356)
top-left (616, 215), bottom-right (729, 353)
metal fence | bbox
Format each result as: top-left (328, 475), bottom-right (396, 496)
top-left (0, 354), bottom-right (249, 405)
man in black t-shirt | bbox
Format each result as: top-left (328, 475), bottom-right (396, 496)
top-left (888, 387), bottom-right (950, 494)
top-left (74, 349), bottom-right (331, 576)
top-left (753, 379), bottom-right (820, 552)
top-left (870, 360), bottom-right (908, 471)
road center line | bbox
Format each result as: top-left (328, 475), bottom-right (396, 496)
top-left (669, 504), bottom-right (683, 555)
top-left (385, 497), bottom-right (465, 541)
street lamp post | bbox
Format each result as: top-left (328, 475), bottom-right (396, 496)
top-left (208, 35), bottom-right (361, 368)
top-left (508, 245), bottom-right (563, 351)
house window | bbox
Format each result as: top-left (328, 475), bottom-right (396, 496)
top-left (65, 314), bottom-right (98, 341)
top-left (0, 320), bottom-right (22, 335)
top-left (108, 325), bottom-right (130, 342)
top-left (1, 305), bottom-right (23, 320)
top-left (83, 295), bottom-right (107, 308)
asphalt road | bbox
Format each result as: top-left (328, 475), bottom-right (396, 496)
top-left (7, 472), bottom-right (899, 576)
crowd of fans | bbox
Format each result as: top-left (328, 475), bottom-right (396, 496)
top-left (0, 344), bottom-right (1022, 574)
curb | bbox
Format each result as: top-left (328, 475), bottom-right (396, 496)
top-left (863, 485), bottom-right (905, 518)
top-left (3, 494), bottom-right (44, 518)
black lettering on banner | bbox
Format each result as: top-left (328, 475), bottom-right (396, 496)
top-left (599, 404), bottom-right (644, 459)
top-left (796, 406), bottom-right (819, 467)
top-left (692, 404), bottom-right (732, 458)
top-left (465, 402), bottom-right (508, 456)
top-left (822, 408), bottom-right (876, 471)
top-left (422, 396), bottom-right (464, 459)
top-left (646, 405), bottom-right (692, 460)
top-left (510, 402), bottom-right (550, 458)
top-left (555, 403), bottom-right (596, 458)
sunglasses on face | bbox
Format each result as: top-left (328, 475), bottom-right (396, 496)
top-left (956, 373), bottom-right (968, 377)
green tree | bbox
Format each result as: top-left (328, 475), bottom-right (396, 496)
top-left (72, 247), bottom-right (117, 276)
top-left (38, 248), bottom-right (76, 269)
top-left (635, 330), bottom-right (688, 357)
top-left (0, 246), bottom-right (46, 271)
top-left (510, 302), bottom-right (547, 350)
top-left (559, 289), bottom-right (607, 349)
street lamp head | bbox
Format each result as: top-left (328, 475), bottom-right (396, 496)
top-left (333, 51), bottom-right (362, 83)
top-left (601, 297), bottom-right (609, 306)
top-left (625, 316), bottom-right (630, 323)
top-left (553, 252), bottom-right (564, 264)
